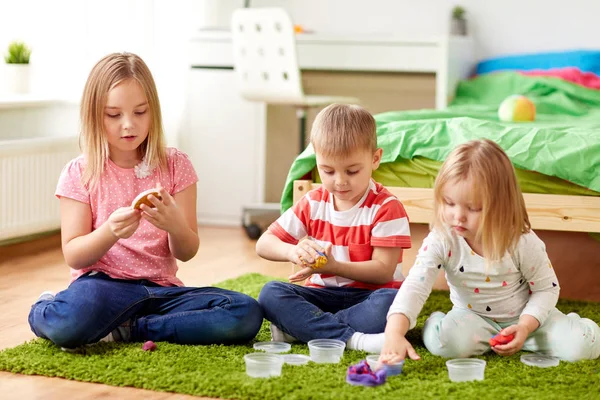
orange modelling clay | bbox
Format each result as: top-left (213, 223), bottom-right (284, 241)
top-left (131, 188), bottom-right (162, 210)
top-left (312, 251), bottom-right (328, 269)
top-left (299, 250), bottom-right (328, 270)
top-left (294, 24), bottom-right (304, 33)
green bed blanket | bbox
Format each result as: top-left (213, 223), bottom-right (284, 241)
top-left (280, 72), bottom-right (600, 212)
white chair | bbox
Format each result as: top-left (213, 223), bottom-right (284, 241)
top-left (231, 7), bottom-right (359, 239)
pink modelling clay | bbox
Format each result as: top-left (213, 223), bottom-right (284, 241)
top-left (143, 340), bottom-right (157, 351)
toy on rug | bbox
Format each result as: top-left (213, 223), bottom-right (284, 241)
top-left (346, 360), bottom-right (387, 386)
top-left (498, 94), bottom-right (536, 122)
top-left (142, 340), bottom-right (157, 351)
top-left (489, 332), bottom-right (515, 347)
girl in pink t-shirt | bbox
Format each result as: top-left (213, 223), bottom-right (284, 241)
top-left (28, 52), bottom-right (262, 349)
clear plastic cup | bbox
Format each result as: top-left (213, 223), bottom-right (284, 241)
top-left (365, 354), bottom-right (404, 376)
top-left (244, 353), bottom-right (284, 378)
top-left (307, 339), bottom-right (346, 363)
top-left (446, 358), bottom-right (486, 382)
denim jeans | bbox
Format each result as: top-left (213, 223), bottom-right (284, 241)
top-left (29, 272), bottom-right (263, 349)
top-left (257, 281), bottom-right (397, 343)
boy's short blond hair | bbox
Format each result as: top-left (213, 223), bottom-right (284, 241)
top-left (310, 104), bottom-right (377, 158)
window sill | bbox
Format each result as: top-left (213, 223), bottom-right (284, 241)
top-left (0, 94), bottom-right (78, 109)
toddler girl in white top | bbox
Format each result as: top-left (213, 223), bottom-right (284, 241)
top-left (381, 139), bottom-right (600, 363)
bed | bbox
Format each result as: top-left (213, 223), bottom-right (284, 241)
top-left (282, 68), bottom-right (600, 301)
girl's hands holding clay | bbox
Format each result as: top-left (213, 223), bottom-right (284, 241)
top-left (139, 184), bottom-right (187, 234)
top-left (108, 207), bottom-right (142, 239)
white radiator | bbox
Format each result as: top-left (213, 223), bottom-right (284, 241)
top-left (0, 136), bottom-right (80, 242)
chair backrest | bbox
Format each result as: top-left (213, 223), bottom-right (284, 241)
top-left (231, 7), bottom-right (304, 104)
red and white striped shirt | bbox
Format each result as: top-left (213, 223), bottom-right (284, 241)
top-left (269, 180), bottom-right (411, 289)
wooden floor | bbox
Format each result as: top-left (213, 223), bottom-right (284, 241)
top-left (0, 224), bottom-right (598, 399)
top-left (0, 226), bottom-right (286, 399)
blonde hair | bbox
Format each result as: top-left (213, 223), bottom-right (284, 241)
top-left (310, 103), bottom-right (377, 158)
top-left (79, 52), bottom-right (167, 188)
top-left (432, 139), bottom-right (530, 261)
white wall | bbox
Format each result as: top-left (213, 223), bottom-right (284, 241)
top-left (1, 0), bottom-right (598, 140)
top-left (3, 0), bottom-right (597, 99)
top-left (206, 0), bottom-right (600, 61)
top-left (0, 0), bottom-right (195, 145)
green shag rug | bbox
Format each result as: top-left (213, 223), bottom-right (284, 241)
top-left (1, 273), bottom-right (599, 399)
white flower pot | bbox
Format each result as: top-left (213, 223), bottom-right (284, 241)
top-left (450, 19), bottom-right (467, 36)
top-left (5, 64), bottom-right (31, 94)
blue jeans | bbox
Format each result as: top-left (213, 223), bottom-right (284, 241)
top-left (29, 272), bottom-right (263, 348)
top-left (257, 281), bottom-right (397, 343)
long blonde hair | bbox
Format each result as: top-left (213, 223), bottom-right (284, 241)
top-left (79, 52), bottom-right (167, 188)
top-left (310, 103), bottom-right (377, 158)
top-left (432, 139), bottom-right (530, 261)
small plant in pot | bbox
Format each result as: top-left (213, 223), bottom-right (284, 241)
top-left (450, 6), bottom-right (467, 36)
top-left (4, 41), bottom-right (32, 94)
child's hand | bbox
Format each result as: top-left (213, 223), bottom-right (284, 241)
top-left (139, 184), bottom-right (186, 234)
top-left (288, 266), bottom-right (313, 283)
top-left (490, 324), bottom-right (528, 356)
top-left (287, 238), bottom-right (327, 266)
top-left (379, 335), bottom-right (420, 364)
top-left (108, 207), bottom-right (142, 239)
top-left (287, 241), bottom-right (334, 283)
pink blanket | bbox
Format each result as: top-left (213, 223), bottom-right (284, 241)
top-left (522, 67), bottom-right (600, 90)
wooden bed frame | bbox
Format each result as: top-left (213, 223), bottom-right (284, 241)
top-left (293, 180), bottom-right (600, 233)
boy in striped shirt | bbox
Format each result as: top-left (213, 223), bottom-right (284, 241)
top-left (256, 104), bottom-right (412, 353)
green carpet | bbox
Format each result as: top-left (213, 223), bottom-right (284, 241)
top-left (1, 273), bottom-right (598, 399)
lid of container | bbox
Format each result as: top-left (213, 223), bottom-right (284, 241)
top-left (520, 353), bottom-right (560, 368)
top-left (283, 354), bottom-right (310, 365)
top-left (253, 341), bottom-right (292, 353)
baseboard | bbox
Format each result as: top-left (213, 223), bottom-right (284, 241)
top-left (0, 230), bottom-right (61, 261)
top-left (197, 216), bottom-right (240, 227)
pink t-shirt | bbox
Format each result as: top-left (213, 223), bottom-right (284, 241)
top-left (55, 148), bottom-right (198, 286)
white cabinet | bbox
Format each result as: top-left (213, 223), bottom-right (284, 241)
top-left (181, 68), bottom-right (266, 226)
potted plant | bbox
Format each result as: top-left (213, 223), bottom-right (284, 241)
top-left (4, 41), bottom-right (32, 94)
top-left (450, 6), bottom-right (467, 36)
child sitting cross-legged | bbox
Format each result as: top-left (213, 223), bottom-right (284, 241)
top-left (28, 53), bottom-right (263, 349)
top-left (256, 104), bottom-right (412, 353)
